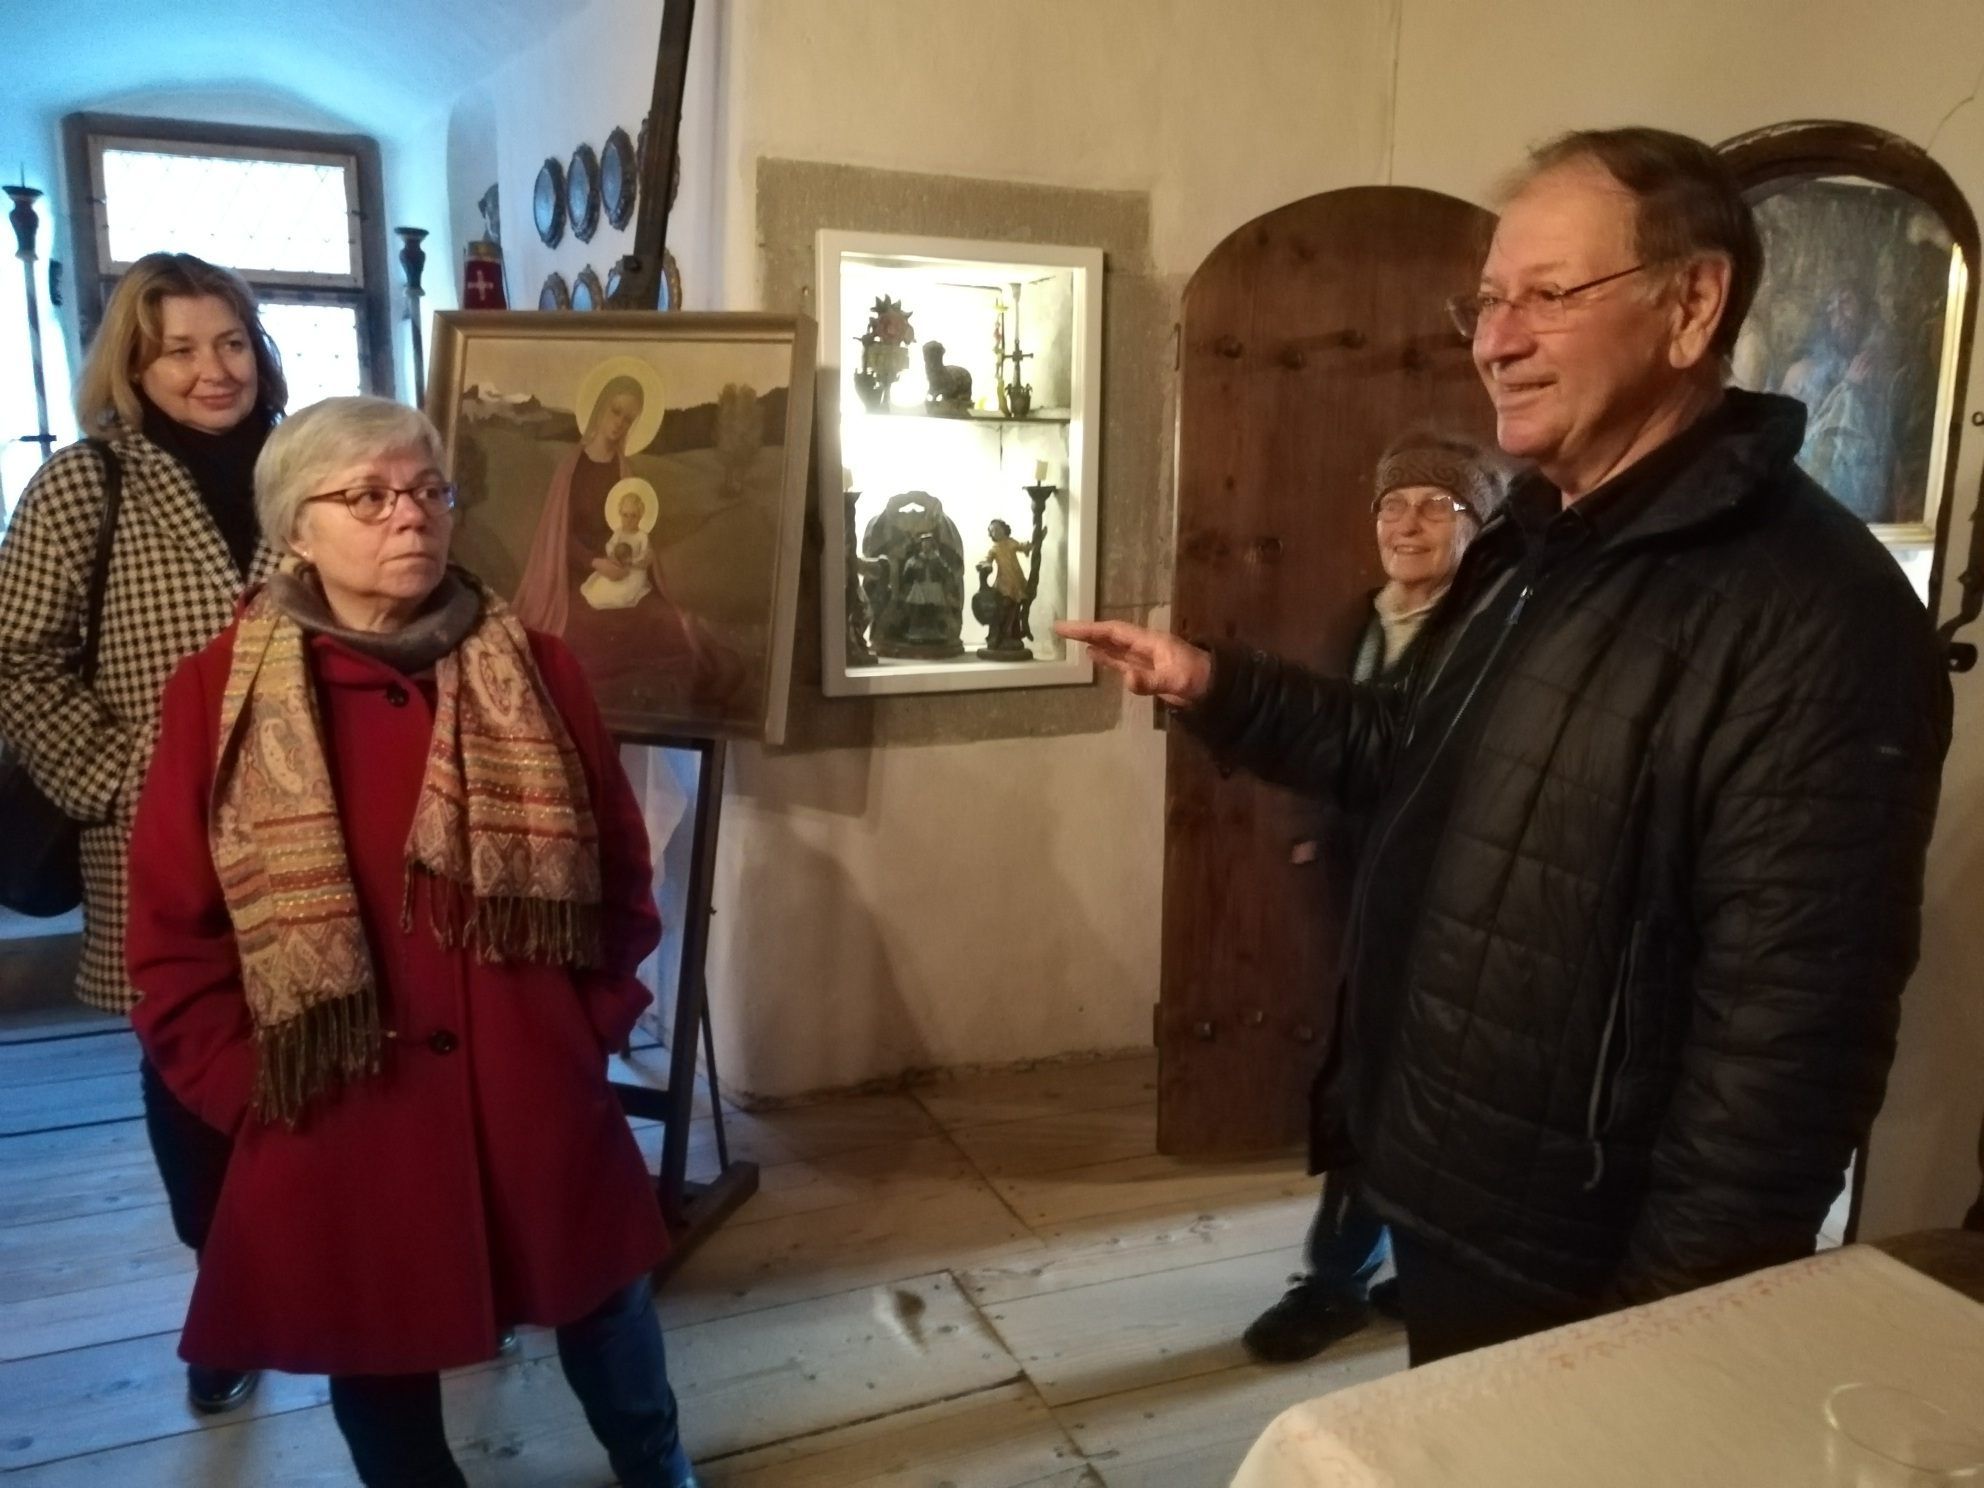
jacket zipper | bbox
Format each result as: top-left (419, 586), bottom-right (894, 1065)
top-left (1353, 573), bottom-right (1536, 936)
top-left (1583, 919), bottom-right (1645, 1192)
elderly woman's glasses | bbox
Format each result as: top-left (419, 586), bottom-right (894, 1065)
top-left (1374, 492), bottom-right (1469, 525)
top-left (1446, 263), bottom-right (1648, 341)
top-left (304, 483), bottom-right (459, 524)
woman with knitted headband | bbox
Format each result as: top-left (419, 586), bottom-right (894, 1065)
top-left (1245, 429), bottom-right (1505, 1367)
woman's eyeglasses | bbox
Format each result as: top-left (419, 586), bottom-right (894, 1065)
top-left (1373, 492), bottom-right (1470, 525)
top-left (304, 483), bottom-right (459, 524)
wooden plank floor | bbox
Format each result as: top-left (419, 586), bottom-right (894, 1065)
top-left (0, 1034), bottom-right (1406, 1485)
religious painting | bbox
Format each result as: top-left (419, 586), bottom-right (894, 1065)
top-left (427, 311), bottom-right (817, 743)
top-left (1731, 175), bottom-right (1963, 543)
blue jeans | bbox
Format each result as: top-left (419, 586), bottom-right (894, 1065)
top-left (1303, 1168), bottom-right (1389, 1300)
top-left (328, 1278), bottom-right (689, 1488)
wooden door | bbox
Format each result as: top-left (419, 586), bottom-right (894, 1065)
top-left (1158, 186), bottom-right (1497, 1157)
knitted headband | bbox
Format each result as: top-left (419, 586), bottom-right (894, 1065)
top-left (1373, 433), bottom-right (1502, 521)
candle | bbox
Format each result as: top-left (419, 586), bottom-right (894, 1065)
top-left (1034, 459), bottom-right (1049, 485)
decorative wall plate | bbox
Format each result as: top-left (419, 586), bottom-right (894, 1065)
top-left (566, 144), bottom-right (601, 244)
top-left (533, 158), bottom-right (565, 247)
top-left (602, 127), bottom-right (637, 231)
top-left (661, 248), bottom-right (683, 310)
top-left (572, 265), bottom-right (604, 311)
top-left (538, 271), bottom-right (571, 311)
top-left (604, 262), bottom-right (623, 305)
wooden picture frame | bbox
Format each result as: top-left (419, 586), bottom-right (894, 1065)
top-left (1719, 120), bottom-right (1979, 604)
top-left (429, 311), bottom-right (818, 743)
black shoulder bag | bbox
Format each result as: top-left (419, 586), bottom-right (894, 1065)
top-left (0, 441), bottom-right (126, 917)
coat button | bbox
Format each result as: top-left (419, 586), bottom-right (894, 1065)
top-left (427, 1029), bottom-right (458, 1054)
top-left (385, 683), bottom-right (409, 707)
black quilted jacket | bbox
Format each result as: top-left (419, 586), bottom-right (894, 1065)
top-left (1187, 392), bottom-right (1952, 1309)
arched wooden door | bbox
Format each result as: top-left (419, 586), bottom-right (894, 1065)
top-left (1159, 186), bottom-right (1497, 1157)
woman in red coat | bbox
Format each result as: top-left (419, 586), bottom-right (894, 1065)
top-left (126, 395), bottom-right (698, 1488)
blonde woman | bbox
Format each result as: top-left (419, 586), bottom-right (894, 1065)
top-left (0, 251), bottom-right (284, 1413)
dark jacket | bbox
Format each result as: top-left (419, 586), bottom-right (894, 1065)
top-left (1187, 391), bottom-right (1951, 1310)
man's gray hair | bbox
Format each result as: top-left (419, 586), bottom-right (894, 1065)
top-left (255, 396), bottom-right (449, 549)
top-left (1503, 127), bottom-right (1762, 362)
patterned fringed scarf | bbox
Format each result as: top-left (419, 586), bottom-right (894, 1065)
top-left (211, 568), bottom-right (602, 1126)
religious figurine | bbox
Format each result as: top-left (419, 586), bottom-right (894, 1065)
top-left (922, 341), bottom-right (973, 416)
top-left (972, 518), bottom-right (1035, 659)
top-left (861, 491), bottom-right (966, 659)
top-left (975, 483), bottom-right (1053, 661)
top-left (854, 294), bottom-right (915, 411)
top-left (899, 533), bottom-right (957, 644)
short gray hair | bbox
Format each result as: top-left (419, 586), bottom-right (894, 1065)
top-left (1502, 127), bottom-right (1761, 362)
top-left (255, 395), bottom-right (449, 549)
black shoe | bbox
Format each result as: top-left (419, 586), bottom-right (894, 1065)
top-left (1367, 1276), bottom-right (1403, 1321)
top-left (1242, 1276), bottom-right (1373, 1364)
top-left (187, 1365), bottom-right (260, 1414)
top-left (497, 1326), bottom-right (519, 1355)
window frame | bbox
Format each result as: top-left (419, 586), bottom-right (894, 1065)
top-left (60, 111), bottom-right (394, 400)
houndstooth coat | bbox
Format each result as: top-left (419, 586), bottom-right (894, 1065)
top-left (0, 427), bottom-right (274, 1012)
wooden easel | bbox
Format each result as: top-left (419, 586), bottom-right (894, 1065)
top-left (602, 0), bottom-right (760, 1277)
top-left (607, 732), bottom-right (758, 1280)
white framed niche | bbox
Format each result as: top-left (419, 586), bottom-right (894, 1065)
top-left (816, 230), bottom-right (1102, 696)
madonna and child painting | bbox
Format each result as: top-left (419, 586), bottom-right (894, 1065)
top-left (430, 313), bottom-right (815, 742)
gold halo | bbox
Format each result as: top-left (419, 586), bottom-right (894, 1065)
top-left (604, 476), bottom-right (659, 535)
top-left (574, 354), bottom-right (666, 455)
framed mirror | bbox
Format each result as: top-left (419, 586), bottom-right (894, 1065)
top-left (1719, 120), bottom-right (1979, 611)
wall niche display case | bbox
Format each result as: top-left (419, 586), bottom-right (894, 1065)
top-left (816, 231), bottom-right (1101, 696)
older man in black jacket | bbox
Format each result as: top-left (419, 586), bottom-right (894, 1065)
top-left (1060, 127), bottom-right (1952, 1366)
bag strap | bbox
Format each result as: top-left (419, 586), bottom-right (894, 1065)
top-left (76, 439), bottom-right (125, 686)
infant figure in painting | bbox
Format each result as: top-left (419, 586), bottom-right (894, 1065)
top-left (580, 479), bottom-right (659, 610)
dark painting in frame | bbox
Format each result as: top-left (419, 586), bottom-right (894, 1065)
top-left (1721, 120), bottom-right (1978, 599)
top-left (429, 311), bottom-right (818, 744)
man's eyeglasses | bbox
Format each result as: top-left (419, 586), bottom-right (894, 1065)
top-left (1446, 263), bottom-right (1648, 341)
top-left (303, 483), bottom-right (459, 524)
top-left (1373, 492), bottom-right (1471, 525)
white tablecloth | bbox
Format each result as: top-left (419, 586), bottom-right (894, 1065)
top-left (1232, 1245), bottom-right (1984, 1487)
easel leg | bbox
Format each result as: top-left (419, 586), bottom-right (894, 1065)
top-left (611, 736), bottom-right (759, 1283)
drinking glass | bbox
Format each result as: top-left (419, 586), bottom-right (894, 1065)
top-left (1825, 1383), bottom-right (1984, 1486)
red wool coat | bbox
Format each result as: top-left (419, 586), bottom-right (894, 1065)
top-left (127, 622), bottom-right (670, 1376)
